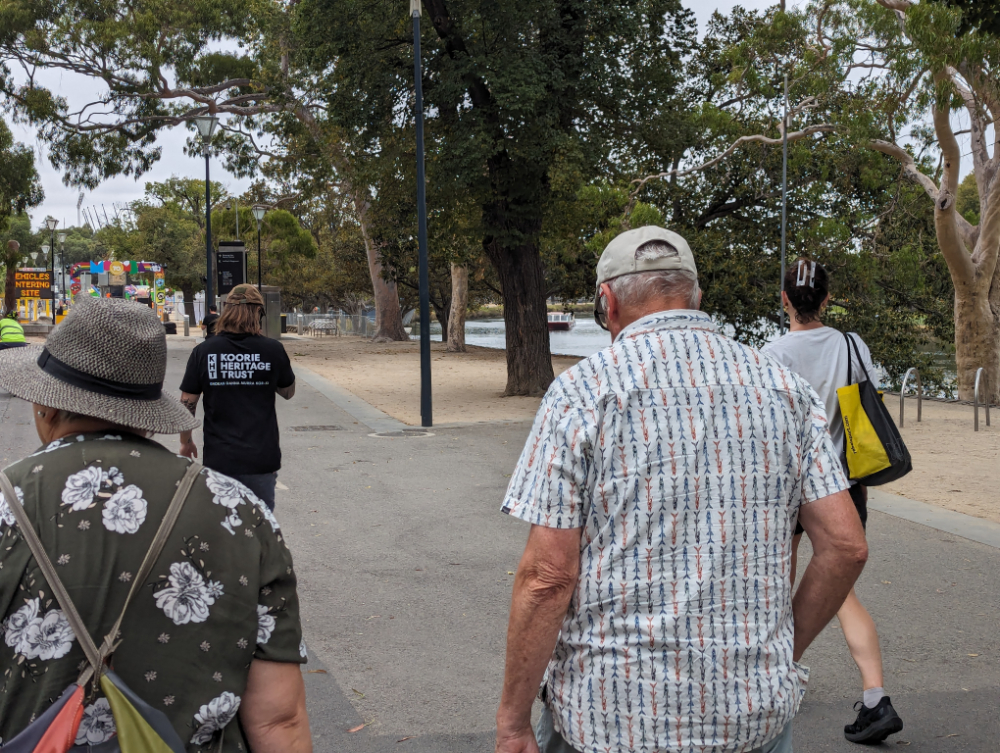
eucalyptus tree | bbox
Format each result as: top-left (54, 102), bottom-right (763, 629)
top-left (630, 0), bottom-right (1000, 400)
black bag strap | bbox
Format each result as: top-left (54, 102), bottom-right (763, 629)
top-left (843, 332), bottom-right (871, 385)
top-left (0, 462), bottom-right (202, 682)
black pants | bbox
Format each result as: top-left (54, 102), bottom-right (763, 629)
top-left (796, 483), bottom-right (867, 536)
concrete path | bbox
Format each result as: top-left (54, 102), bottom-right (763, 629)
top-left (0, 339), bottom-right (997, 752)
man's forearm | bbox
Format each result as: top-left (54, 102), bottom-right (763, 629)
top-left (792, 551), bottom-right (866, 660)
top-left (497, 571), bottom-right (575, 730)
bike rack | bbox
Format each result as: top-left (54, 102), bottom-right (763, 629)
top-left (899, 367), bottom-right (922, 428)
top-left (974, 367), bottom-right (992, 432)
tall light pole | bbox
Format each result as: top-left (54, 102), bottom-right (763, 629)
top-left (779, 73), bottom-right (789, 335)
top-left (57, 232), bottom-right (67, 301)
top-left (412, 0), bottom-right (432, 428)
top-left (45, 217), bottom-right (58, 306)
top-left (194, 115), bottom-right (220, 310)
top-left (252, 205), bottom-right (267, 289)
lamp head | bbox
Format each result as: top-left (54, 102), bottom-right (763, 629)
top-left (193, 115), bottom-right (220, 142)
top-left (41, 244), bottom-right (50, 254)
top-left (251, 204), bottom-right (268, 224)
top-left (57, 232), bottom-right (67, 244)
top-left (45, 217), bottom-right (58, 232)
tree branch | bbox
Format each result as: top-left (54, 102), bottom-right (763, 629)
top-left (626, 123), bottom-right (837, 217)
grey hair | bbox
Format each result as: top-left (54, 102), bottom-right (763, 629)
top-left (607, 269), bottom-right (700, 309)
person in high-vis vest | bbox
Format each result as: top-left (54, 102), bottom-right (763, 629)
top-left (0, 310), bottom-right (27, 350)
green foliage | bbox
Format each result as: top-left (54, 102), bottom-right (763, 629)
top-left (957, 173), bottom-right (979, 224)
top-left (0, 118), bottom-right (43, 232)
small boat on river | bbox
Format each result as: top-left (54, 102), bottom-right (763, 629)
top-left (547, 312), bottom-right (576, 332)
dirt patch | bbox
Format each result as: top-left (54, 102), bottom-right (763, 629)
top-left (286, 335), bottom-right (581, 427)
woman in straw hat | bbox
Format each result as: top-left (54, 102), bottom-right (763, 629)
top-left (0, 298), bottom-right (312, 752)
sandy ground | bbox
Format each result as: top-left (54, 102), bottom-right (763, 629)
top-left (286, 335), bottom-right (582, 426)
top-left (286, 335), bottom-right (999, 523)
top-left (884, 396), bottom-right (1000, 523)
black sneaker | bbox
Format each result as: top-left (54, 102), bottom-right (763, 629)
top-left (844, 696), bottom-right (904, 744)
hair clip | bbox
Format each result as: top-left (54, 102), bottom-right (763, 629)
top-left (796, 260), bottom-right (816, 288)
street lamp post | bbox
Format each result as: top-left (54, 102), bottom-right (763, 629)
top-left (251, 205), bottom-right (267, 289)
top-left (193, 115), bottom-right (220, 310)
top-left (45, 217), bottom-right (58, 305)
top-left (57, 232), bottom-right (67, 303)
top-left (411, 0), bottom-right (432, 428)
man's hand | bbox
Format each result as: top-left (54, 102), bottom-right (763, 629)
top-left (495, 725), bottom-right (539, 753)
top-left (179, 430), bottom-right (198, 459)
top-left (496, 525), bottom-right (581, 753)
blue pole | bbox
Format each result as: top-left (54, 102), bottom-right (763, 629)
top-left (413, 2), bottom-right (432, 427)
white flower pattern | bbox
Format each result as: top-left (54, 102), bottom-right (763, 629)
top-left (0, 484), bottom-right (23, 528)
top-left (3, 598), bottom-right (75, 660)
top-left (154, 562), bottom-right (223, 625)
top-left (1, 433), bottom-right (303, 738)
top-left (102, 484), bottom-right (148, 534)
top-left (190, 691), bottom-right (241, 745)
top-left (75, 698), bottom-right (116, 746)
top-left (257, 605), bottom-right (275, 645)
top-left (299, 637), bottom-right (308, 659)
top-left (60, 466), bottom-right (105, 511)
top-left (205, 470), bottom-right (252, 534)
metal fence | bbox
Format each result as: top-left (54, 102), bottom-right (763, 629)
top-left (287, 311), bottom-right (377, 338)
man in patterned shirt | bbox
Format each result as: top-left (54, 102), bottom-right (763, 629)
top-left (496, 227), bottom-right (869, 753)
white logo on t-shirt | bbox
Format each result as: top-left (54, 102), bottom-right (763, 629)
top-left (208, 353), bottom-right (218, 380)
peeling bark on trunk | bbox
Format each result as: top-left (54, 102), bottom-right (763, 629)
top-left (485, 237), bottom-right (554, 396)
top-left (954, 293), bottom-right (1000, 403)
top-left (447, 263), bottom-right (468, 352)
top-left (355, 195), bottom-right (408, 342)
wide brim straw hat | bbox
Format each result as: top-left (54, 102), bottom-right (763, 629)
top-left (0, 297), bottom-right (198, 434)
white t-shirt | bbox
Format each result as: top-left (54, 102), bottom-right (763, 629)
top-left (763, 326), bottom-right (876, 458)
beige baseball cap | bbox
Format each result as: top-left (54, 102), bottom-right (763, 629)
top-left (595, 226), bottom-right (697, 288)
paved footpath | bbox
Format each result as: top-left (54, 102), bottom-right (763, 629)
top-left (1, 339), bottom-right (998, 752)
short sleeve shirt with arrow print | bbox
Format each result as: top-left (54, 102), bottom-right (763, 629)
top-left (503, 311), bottom-right (848, 753)
top-left (0, 432), bottom-right (305, 752)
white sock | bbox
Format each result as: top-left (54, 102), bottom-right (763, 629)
top-left (863, 687), bottom-right (886, 709)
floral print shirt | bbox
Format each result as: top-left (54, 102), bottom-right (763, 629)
top-left (0, 432), bottom-right (305, 751)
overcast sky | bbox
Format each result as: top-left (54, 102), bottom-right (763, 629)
top-left (9, 1), bottom-right (779, 231)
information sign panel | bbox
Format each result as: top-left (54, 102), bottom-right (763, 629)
top-left (217, 243), bottom-right (247, 295)
top-left (15, 269), bottom-right (52, 299)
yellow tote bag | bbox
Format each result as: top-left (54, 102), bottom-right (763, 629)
top-left (837, 382), bottom-right (891, 479)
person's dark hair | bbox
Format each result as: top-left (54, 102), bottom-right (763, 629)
top-left (784, 258), bottom-right (830, 324)
top-left (208, 305), bottom-right (218, 313)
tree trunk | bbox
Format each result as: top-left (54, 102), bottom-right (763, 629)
top-left (354, 195), bottom-right (408, 342)
top-left (4, 241), bottom-right (20, 314)
top-left (447, 263), bottom-right (468, 352)
top-left (954, 291), bottom-right (1000, 403)
top-left (431, 296), bottom-right (449, 346)
top-left (485, 238), bottom-right (554, 396)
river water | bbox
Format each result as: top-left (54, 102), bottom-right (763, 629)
top-left (429, 317), bottom-right (613, 357)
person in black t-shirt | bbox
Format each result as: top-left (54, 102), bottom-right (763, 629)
top-left (200, 305), bottom-right (220, 337)
top-left (179, 285), bottom-right (295, 510)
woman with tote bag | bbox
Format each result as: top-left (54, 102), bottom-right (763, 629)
top-left (763, 259), bottom-right (904, 745)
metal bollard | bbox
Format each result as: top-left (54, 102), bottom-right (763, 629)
top-left (974, 367), bottom-right (991, 432)
top-left (899, 368), bottom-right (922, 428)
top-left (183, 315), bottom-right (190, 337)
